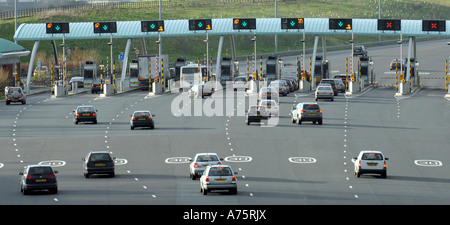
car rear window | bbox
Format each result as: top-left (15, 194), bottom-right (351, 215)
top-left (78, 107), bottom-right (95, 112)
top-left (303, 104), bottom-right (320, 110)
top-left (134, 112), bottom-right (150, 118)
top-left (28, 167), bottom-right (53, 175)
top-left (89, 153), bottom-right (113, 162)
top-left (208, 167), bottom-right (232, 176)
top-left (362, 153), bottom-right (383, 160)
top-left (318, 86), bottom-right (331, 90)
top-left (197, 155), bottom-right (219, 162)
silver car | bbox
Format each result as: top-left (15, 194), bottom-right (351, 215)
top-left (200, 164), bottom-right (238, 195)
top-left (315, 85), bottom-right (334, 101)
top-left (269, 80), bottom-right (288, 96)
top-left (189, 153), bottom-right (223, 180)
top-left (291, 102), bottom-right (323, 125)
top-left (353, 150), bottom-right (388, 178)
top-left (259, 99), bottom-right (278, 117)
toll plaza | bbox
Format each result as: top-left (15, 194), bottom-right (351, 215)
top-left (13, 18), bottom-right (450, 96)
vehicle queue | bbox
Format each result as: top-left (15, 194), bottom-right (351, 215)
top-left (14, 74), bottom-right (388, 196)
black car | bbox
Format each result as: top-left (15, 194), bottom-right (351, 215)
top-left (353, 45), bottom-right (368, 56)
top-left (91, 81), bottom-right (103, 94)
top-left (20, 165), bottom-right (58, 195)
top-left (130, 111), bottom-right (155, 129)
top-left (83, 151), bottom-right (116, 178)
top-left (246, 105), bottom-right (269, 125)
top-left (73, 105), bottom-right (98, 124)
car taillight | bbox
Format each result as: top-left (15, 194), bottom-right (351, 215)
top-left (300, 110), bottom-right (306, 113)
top-left (76, 113), bottom-right (80, 117)
top-left (132, 117), bottom-right (136, 120)
top-left (330, 91), bottom-right (333, 95)
top-left (358, 160), bottom-right (361, 168)
top-left (26, 175), bottom-right (33, 179)
top-left (49, 174), bottom-right (56, 178)
top-left (205, 176), bottom-right (209, 182)
top-left (194, 163), bottom-right (199, 168)
top-left (148, 116), bottom-right (152, 119)
top-left (383, 161), bottom-right (387, 168)
top-left (93, 113), bottom-right (96, 116)
top-left (318, 110), bottom-right (322, 113)
top-left (232, 176), bottom-right (236, 181)
top-left (316, 91), bottom-right (319, 94)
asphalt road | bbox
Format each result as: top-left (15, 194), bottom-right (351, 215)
top-left (1, 39), bottom-right (450, 209)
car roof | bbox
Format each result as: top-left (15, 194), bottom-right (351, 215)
top-left (195, 153), bottom-right (219, 156)
top-left (77, 105), bottom-right (94, 108)
top-left (89, 150), bottom-right (112, 154)
top-left (360, 150), bottom-right (383, 153)
top-left (133, 110), bottom-right (150, 113)
top-left (26, 164), bottom-right (52, 168)
top-left (301, 102), bottom-right (318, 105)
top-left (209, 164), bottom-right (231, 168)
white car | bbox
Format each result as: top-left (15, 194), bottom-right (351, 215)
top-left (233, 76), bottom-right (248, 91)
top-left (353, 150), bottom-right (389, 178)
top-left (189, 153), bottom-right (223, 180)
top-left (200, 164), bottom-right (237, 195)
top-left (259, 99), bottom-right (278, 117)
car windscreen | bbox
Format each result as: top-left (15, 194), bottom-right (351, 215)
top-left (197, 155), bottom-right (219, 162)
top-left (362, 153), bottom-right (383, 160)
top-left (234, 77), bottom-right (246, 82)
top-left (208, 167), bottom-right (232, 176)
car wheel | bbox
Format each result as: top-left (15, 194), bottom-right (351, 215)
top-left (202, 188), bottom-right (207, 195)
top-left (75, 120), bottom-right (78, 124)
top-left (93, 120), bottom-right (97, 124)
top-left (6, 101), bottom-right (10, 105)
top-left (297, 117), bottom-right (302, 125)
top-left (84, 173), bottom-right (89, 178)
top-left (291, 117), bottom-right (296, 123)
top-left (381, 171), bottom-right (387, 178)
top-left (318, 119), bottom-right (323, 125)
top-left (51, 187), bottom-right (58, 194)
top-left (331, 98), bottom-right (334, 101)
top-left (192, 174), bottom-right (196, 180)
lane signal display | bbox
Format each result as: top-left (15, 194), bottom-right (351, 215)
top-left (233, 18), bottom-right (256, 30)
top-left (422, 20), bottom-right (446, 32)
top-left (46, 22), bottom-right (70, 34)
top-left (377, 19), bottom-right (401, 31)
top-left (281, 18), bottom-right (304, 30)
top-left (329, 18), bottom-right (352, 30)
top-left (141, 20), bottom-right (165, 32)
top-left (188, 19), bottom-right (212, 31)
top-left (93, 21), bottom-right (117, 33)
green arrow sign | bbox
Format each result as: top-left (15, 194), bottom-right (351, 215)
top-left (338, 21), bottom-right (343, 27)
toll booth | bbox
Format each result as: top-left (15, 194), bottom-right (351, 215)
top-left (313, 56), bottom-right (329, 83)
top-left (220, 56), bottom-right (233, 86)
top-left (266, 56), bottom-right (280, 82)
top-left (174, 57), bottom-right (187, 81)
top-left (83, 60), bottom-right (97, 88)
